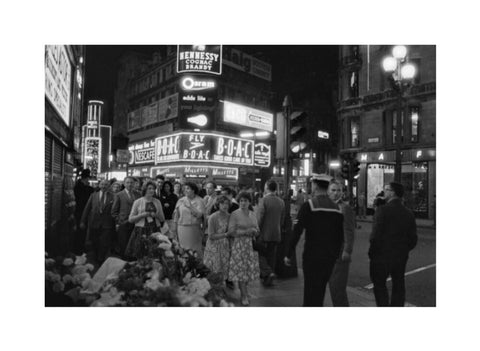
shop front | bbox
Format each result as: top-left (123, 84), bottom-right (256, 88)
top-left (357, 148), bottom-right (436, 219)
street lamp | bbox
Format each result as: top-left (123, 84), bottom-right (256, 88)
top-left (382, 45), bottom-right (417, 183)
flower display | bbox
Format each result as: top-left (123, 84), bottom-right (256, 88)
top-left (45, 252), bottom-right (97, 306)
top-left (45, 230), bottom-right (235, 307)
top-left (62, 258), bottom-right (74, 266)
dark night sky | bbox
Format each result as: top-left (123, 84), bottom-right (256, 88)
top-left (84, 45), bottom-right (339, 124)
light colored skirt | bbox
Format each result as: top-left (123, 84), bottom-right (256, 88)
top-left (177, 224), bottom-right (203, 257)
top-left (165, 219), bottom-right (176, 240)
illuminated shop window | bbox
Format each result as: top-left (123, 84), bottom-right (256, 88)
top-left (350, 117), bottom-right (360, 147)
top-left (349, 71), bottom-right (359, 98)
top-left (410, 107), bottom-right (419, 142)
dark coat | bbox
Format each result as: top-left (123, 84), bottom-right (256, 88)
top-left (74, 181), bottom-right (94, 221)
top-left (369, 198), bottom-right (417, 262)
top-left (288, 195), bottom-right (344, 262)
top-left (81, 191), bottom-right (115, 229)
top-left (257, 193), bottom-right (285, 242)
top-left (160, 192), bottom-right (179, 220)
top-left (111, 189), bottom-right (140, 225)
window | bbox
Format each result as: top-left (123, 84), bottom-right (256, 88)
top-left (349, 71), bottom-right (359, 98)
top-left (392, 110), bottom-right (404, 144)
top-left (410, 107), bottom-right (420, 142)
top-left (151, 72), bottom-right (158, 87)
top-left (409, 58), bottom-right (421, 84)
top-left (350, 116), bottom-right (360, 147)
top-left (350, 45), bottom-right (360, 58)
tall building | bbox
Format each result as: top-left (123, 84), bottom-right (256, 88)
top-left (113, 45), bottom-right (274, 188)
top-left (337, 45), bottom-right (436, 219)
top-left (45, 45), bottom-right (86, 253)
top-left (112, 51), bottom-right (151, 147)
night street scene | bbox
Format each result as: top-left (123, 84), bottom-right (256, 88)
top-left (45, 44), bottom-right (436, 307)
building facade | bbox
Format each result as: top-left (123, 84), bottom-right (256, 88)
top-left (45, 45), bottom-right (86, 253)
top-left (337, 45), bottom-right (436, 219)
top-left (113, 45), bottom-right (274, 189)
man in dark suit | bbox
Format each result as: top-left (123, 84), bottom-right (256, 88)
top-left (80, 179), bottom-right (115, 264)
top-left (256, 180), bottom-right (285, 286)
top-left (154, 174), bottom-right (165, 199)
top-left (73, 169), bottom-right (94, 254)
top-left (111, 176), bottom-right (140, 258)
top-left (369, 182), bottom-right (418, 307)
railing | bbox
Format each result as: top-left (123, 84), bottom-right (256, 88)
top-left (339, 82), bottom-right (436, 110)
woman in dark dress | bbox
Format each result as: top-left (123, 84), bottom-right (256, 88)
top-left (160, 181), bottom-right (178, 239)
top-left (126, 181), bottom-right (165, 259)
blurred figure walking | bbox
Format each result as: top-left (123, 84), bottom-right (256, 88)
top-left (327, 180), bottom-right (355, 307)
top-left (256, 180), bottom-right (285, 287)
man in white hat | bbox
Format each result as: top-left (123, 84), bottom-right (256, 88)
top-left (284, 173), bottom-right (344, 306)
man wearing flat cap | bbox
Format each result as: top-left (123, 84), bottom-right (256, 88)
top-left (284, 174), bottom-right (344, 306)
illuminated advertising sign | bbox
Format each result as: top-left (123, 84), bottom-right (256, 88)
top-left (223, 47), bottom-right (272, 82)
top-left (179, 76), bottom-right (217, 129)
top-left (254, 143), bottom-right (271, 167)
top-left (318, 130), bottom-right (330, 139)
top-left (128, 139), bottom-right (156, 165)
top-left (151, 165), bottom-right (238, 180)
top-left (155, 132), bottom-right (254, 166)
top-left (180, 76), bottom-right (217, 91)
top-left (45, 45), bottom-right (72, 126)
top-left (223, 100), bottom-right (273, 132)
top-left (177, 45), bottom-right (222, 75)
top-left (116, 149), bottom-right (130, 164)
top-left (128, 94), bottom-right (179, 131)
top-left (128, 167), bottom-right (151, 178)
top-left (179, 108), bottom-right (215, 130)
top-left (84, 137), bottom-right (101, 177)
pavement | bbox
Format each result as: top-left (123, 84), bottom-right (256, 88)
top-left (224, 269), bottom-right (415, 307)
top-left (356, 215), bottom-right (435, 229)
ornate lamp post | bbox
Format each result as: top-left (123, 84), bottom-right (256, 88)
top-left (382, 45), bottom-right (417, 183)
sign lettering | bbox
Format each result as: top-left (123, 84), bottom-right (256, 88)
top-left (154, 132), bottom-right (253, 166)
top-left (177, 45), bottom-right (222, 75)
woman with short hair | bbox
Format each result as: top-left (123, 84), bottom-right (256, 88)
top-left (126, 181), bottom-right (165, 259)
top-left (173, 182), bottom-right (183, 198)
top-left (227, 191), bottom-right (260, 306)
top-left (203, 195), bottom-right (231, 279)
top-left (172, 182), bottom-right (205, 256)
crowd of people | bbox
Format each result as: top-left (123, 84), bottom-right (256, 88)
top-left (71, 169), bottom-right (417, 307)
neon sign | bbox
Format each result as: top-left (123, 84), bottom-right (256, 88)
top-left (223, 100), bottom-right (273, 132)
top-left (154, 132), bottom-right (254, 166)
top-left (181, 77), bottom-right (216, 91)
top-left (254, 143), bottom-right (271, 167)
top-left (128, 139), bottom-right (156, 165)
top-left (177, 45), bottom-right (222, 75)
top-left (151, 165), bottom-right (238, 180)
top-left (84, 137), bottom-right (101, 176)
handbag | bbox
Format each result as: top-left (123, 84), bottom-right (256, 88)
top-left (252, 236), bottom-right (266, 253)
